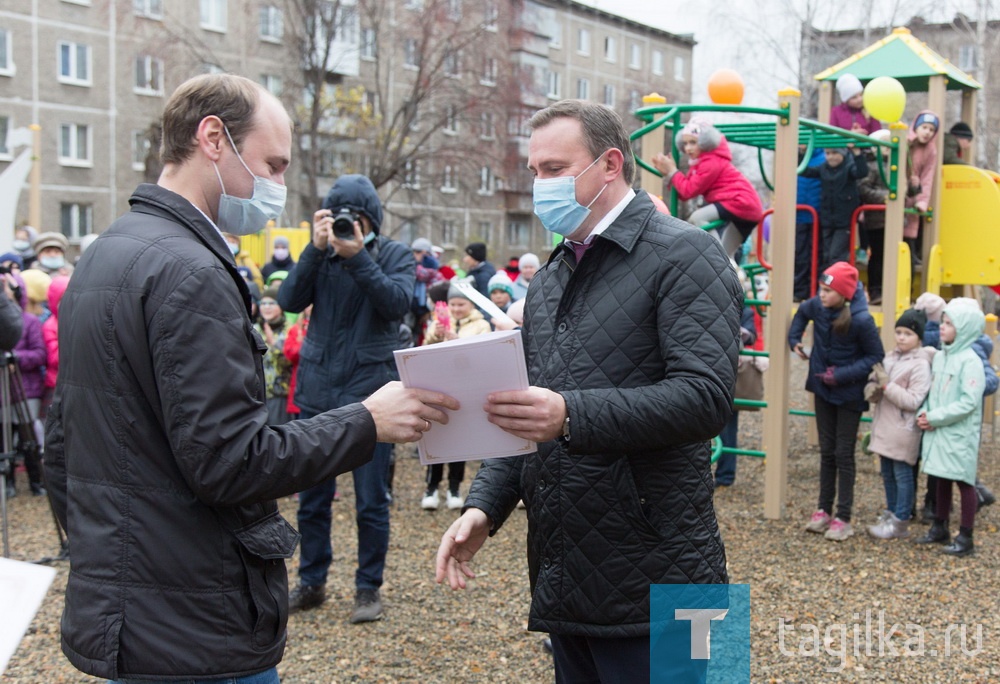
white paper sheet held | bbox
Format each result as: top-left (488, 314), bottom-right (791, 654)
top-left (0, 557), bottom-right (57, 674)
top-left (394, 329), bottom-right (536, 464)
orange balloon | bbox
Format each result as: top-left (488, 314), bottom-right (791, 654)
top-left (707, 69), bottom-right (745, 105)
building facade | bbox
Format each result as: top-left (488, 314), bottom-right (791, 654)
top-left (1, 0), bottom-right (692, 262)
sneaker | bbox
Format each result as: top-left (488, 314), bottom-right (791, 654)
top-left (446, 489), bottom-right (464, 510)
top-left (421, 490), bottom-right (439, 510)
top-left (350, 588), bottom-right (383, 624)
top-left (824, 518), bottom-right (854, 541)
top-left (805, 510), bottom-right (831, 533)
top-left (288, 583), bottom-right (326, 613)
top-left (868, 512), bottom-right (909, 539)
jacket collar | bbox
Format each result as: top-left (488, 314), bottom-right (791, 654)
top-left (547, 190), bottom-right (657, 267)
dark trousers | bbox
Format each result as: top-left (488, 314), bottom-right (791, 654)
top-left (814, 395), bottom-right (861, 522)
top-left (935, 477), bottom-right (977, 530)
top-left (550, 633), bottom-right (653, 684)
top-left (866, 228), bottom-right (884, 297)
top-left (714, 411), bottom-right (739, 486)
top-left (426, 462), bottom-right (465, 493)
top-left (794, 221), bottom-right (819, 299)
top-left (821, 224), bottom-right (851, 272)
top-left (296, 410), bottom-right (391, 590)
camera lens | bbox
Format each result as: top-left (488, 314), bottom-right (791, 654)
top-left (332, 209), bottom-right (358, 239)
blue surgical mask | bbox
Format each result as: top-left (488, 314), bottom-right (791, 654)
top-left (214, 125), bottom-right (287, 236)
top-left (40, 256), bottom-right (65, 271)
top-left (12, 239), bottom-right (30, 253)
top-left (532, 153), bottom-right (609, 236)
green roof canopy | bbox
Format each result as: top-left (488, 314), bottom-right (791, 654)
top-left (813, 27), bottom-right (981, 92)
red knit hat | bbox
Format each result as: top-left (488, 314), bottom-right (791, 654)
top-left (819, 262), bottom-right (858, 300)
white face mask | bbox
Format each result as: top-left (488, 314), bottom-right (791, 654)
top-left (214, 125), bottom-right (287, 236)
top-left (272, 247), bottom-right (289, 261)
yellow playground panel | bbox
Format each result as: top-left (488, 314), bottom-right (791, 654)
top-left (240, 224), bottom-right (311, 267)
top-left (928, 165), bottom-right (1000, 293)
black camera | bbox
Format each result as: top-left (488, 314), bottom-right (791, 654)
top-left (332, 208), bottom-right (360, 239)
top-left (0, 264), bottom-right (11, 275)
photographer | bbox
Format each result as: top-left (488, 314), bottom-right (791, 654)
top-left (0, 272), bottom-right (23, 350)
top-left (278, 174), bottom-right (415, 623)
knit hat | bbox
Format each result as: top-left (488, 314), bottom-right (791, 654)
top-left (826, 147), bottom-right (849, 159)
top-left (33, 231), bottom-right (69, 254)
top-left (835, 74), bottom-right (863, 102)
top-left (273, 235), bottom-right (290, 248)
top-left (411, 237), bottom-right (434, 252)
top-left (487, 271), bottom-right (514, 297)
top-left (321, 174), bottom-right (384, 233)
top-left (447, 283), bottom-right (472, 301)
top-left (913, 292), bottom-right (946, 323)
top-left (20, 268), bottom-right (52, 304)
top-left (465, 242), bottom-right (487, 263)
top-left (895, 308), bottom-right (926, 340)
top-left (819, 261), bottom-right (858, 300)
top-left (266, 270), bottom-right (288, 285)
top-left (870, 129), bottom-right (892, 143)
top-left (676, 116), bottom-right (721, 152)
top-left (0, 252), bottom-right (23, 269)
top-left (236, 266), bottom-right (253, 280)
top-left (949, 122), bottom-right (973, 140)
top-left (913, 112), bottom-right (940, 131)
top-left (262, 286), bottom-right (281, 302)
top-left (518, 253), bottom-right (540, 270)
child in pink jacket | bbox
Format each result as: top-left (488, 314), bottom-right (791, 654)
top-left (904, 111), bottom-right (940, 251)
top-left (42, 275), bottom-right (70, 393)
top-left (651, 117), bottom-right (763, 259)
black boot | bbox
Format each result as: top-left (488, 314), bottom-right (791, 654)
top-left (976, 481), bottom-right (996, 511)
top-left (914, 520), bottom-right (949, 545)
top-left (941, 531), bottom-right (974, 557)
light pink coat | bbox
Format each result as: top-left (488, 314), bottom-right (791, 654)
top-left (867, 346), bottom-right (934, 464)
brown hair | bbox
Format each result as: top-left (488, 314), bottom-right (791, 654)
top-left (528, 100), bottom-right (636, 184)
top-left (159, 74), bottom-right (263, 166)
top-left (832, 305), bottom-right (852, 335)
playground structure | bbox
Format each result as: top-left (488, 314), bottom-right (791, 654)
top-left (633, 28), bottom-right (1000, 520)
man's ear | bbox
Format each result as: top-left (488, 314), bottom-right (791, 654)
top-left (602, 148), bottom-right (625, 181)
top-left (197, 115), bottom-right (226, 162)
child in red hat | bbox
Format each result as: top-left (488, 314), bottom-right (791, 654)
top-left (788, 262), bottom-right (885, 541)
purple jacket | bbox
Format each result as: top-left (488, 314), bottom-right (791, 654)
top-left (829, 103), bottom-right (882, 134)
top-left (11, 273), bottom-right (46, 400)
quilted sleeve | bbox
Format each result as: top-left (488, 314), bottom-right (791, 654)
top-left (562, 230), bottom-right (741, 453)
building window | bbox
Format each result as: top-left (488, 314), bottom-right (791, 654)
top-left (60, 203), bottom-right (93, 241)
top-left (576, 78), bottom-right (589, 100)
top-left (506, 220), bottom-right (530, 247)
top-left (483, 1), bottom-right (498, 30)
top-left (629, 44), bottom-right (641, 69)
top-left (674, 55), bottom-right (685, 82)
top-left (58, 42), bottom-right (91, 86)
top-left (651, 49), bottom-right (663, 76)
top-left (478, 166), bottom-right (494, 195)
top-left (134, 55), bottom-right (164, 95)
top-left (133, 0), bottom-right (163, 19)
top-left (0, 30), bottom-right (13, 76)
top-left (480, 112), bottom-right (496, 139)
top-left (361, 28), bottom-right (376, 60)
top-left (576, 28), bottom-right (590, 55)
top-left (604, 36), bottom-right (616, 62)
top-left (481, 57), bottom-right (497, 86)
top-left (61, 0), bottom-right (91, 5)
top-left (958, 44), bottom-right (977, 72)
top-left (441, 165), bottom-right (456, 193)
top-left (629, 89), bottom-right (640, 111)
top-left (603, 84), bottom-right (615, 107)
top-left (404, 39), bottom-right (419, 69)
top-left (442, 220), bottom-right (458, 245)
top-left (550, 22), bottom-right (561, 48)
top-left (444, 105), bottom-right (458, 134)
top-left (59, 123), bottom-right (91, 166)
top-left (259, 6), bottom-right (283, 41)
top-left (132, 130), bottom-right (150, 171)
top-left (444, 50), bottom-right (460, 77)
top-left (0, 115), bottom-right (10, 158)
top-left (200, 0), bottom-right (227, 32)
top-left (398, 220), bottom-right (418, 245)
top-left (403, 160), bottom-right (421, 189)
top-left (260, 73), bottom-right (282, 96)
top-left (363, 90), bottom-right (379, 115)
top-left (478, 221), bottom-right (491, 242)
top-left (546, 70), bottom-right (561, 98)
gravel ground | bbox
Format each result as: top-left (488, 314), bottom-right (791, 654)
top-left (3, 355), bottom-right (998, 683)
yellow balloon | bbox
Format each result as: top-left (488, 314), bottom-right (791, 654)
top-left (862, 77), bottom-right (906, 122)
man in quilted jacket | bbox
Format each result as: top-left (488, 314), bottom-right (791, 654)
top-left (436, 100), bottom-right (743, 681)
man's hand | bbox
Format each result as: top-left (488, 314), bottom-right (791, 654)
top-left (362, 381), bottom-right (460, 443)
top-left (485, 387), bottom-right (565, 442)
top-left (330, 220), bottom-right (365, 260)
top-left (435, 508), bottom-right (491, 590)
top-left (650, 152), bottom-right (677, 177)
top-left (312, 209), bottom-right (333, 250)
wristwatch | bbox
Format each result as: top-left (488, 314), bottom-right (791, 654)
top-left (561, 414), bottom-right (571, 442)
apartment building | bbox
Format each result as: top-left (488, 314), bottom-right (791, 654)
top-left (1, 0), bottom-right (693, 260)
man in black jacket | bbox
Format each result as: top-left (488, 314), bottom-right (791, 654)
top-left (44, 73), bottom-right (456, 683)
top-left (0, 274), bottom-right (22, 350)
top-left (436, 100), bottom-right (742, 681)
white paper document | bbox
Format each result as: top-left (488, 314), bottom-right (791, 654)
top-left (394, 329), bottom-right (536, 464)
top-left (0, 557), bottom-right (57, 674)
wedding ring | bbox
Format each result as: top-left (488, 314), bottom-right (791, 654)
top-left (424, 420), bottom-right (431, 432)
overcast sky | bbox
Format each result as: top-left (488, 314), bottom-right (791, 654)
top-left (580, 0), bottom-right (994, 105)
